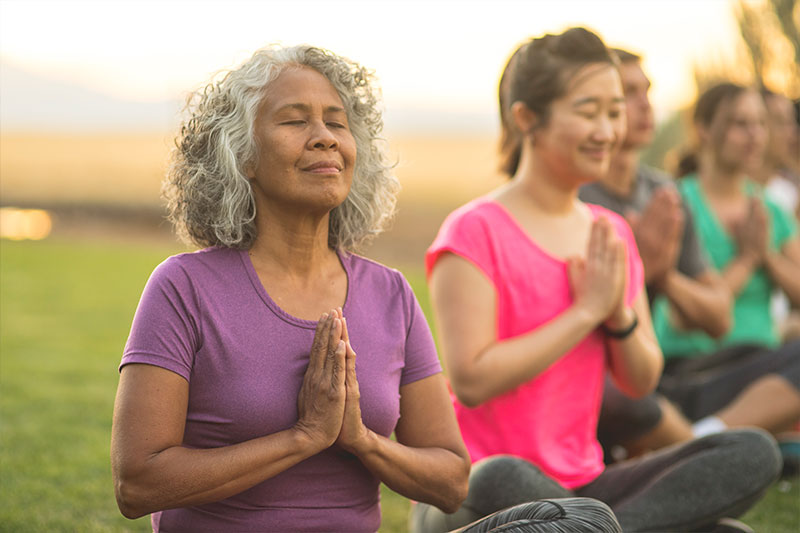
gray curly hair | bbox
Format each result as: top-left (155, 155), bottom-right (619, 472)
top-left (164, 44), bottom-right (399, 251)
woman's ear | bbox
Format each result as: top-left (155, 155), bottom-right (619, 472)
top-left (511, 101), bottom-right (538, 136)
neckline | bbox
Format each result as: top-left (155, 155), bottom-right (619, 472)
top-left (483, 197), bottom-right (601, 265)
top-left (238, 248), bottom-right (351, 329)
top-left (687, 175), bottom-right (755, 246)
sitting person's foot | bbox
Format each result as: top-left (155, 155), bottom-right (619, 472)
top-left (711, 517), bottom-right (755, 533)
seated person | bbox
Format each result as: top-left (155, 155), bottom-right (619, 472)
top-left (110, 44), bottom-right (619, 533)
top-left (412, 28), bottom-right (782, 533)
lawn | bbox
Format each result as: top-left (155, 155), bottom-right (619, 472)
top-left (0, 238), bottom-right (797, 532)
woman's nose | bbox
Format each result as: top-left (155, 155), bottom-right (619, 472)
top-left (308, 121), bottom-right (339, 150)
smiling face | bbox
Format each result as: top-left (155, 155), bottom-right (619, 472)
top-left (531, 63), bottom-right (626, 184)
top-left (247, 66), bottom-right (356, 217)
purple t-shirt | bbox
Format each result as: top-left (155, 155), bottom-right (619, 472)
top-left (121, 246), bottom-right (441, 532)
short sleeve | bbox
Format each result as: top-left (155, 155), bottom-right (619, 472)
top-left (398, 274), bottom-right (442, 386)
top-left (120, 257), bottom-right (201, 381)
top-left (426, 201), bottom-right (497, 284)
top-left (767, 198), bottom-right (798, 249)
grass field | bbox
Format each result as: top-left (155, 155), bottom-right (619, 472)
top-left (2, 237), bottom-right (799, 532)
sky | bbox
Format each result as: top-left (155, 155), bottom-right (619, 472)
top-left (0, 0), bottom-right (744, 132)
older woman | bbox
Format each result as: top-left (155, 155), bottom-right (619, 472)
top-left (111, 44), bottom-right (620, 533)
top-left (110, 45), bottom-right (472, 532)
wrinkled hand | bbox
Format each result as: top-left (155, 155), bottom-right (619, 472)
top-left (627, 187), bottom-right (684, 286)
top-left (333, 309), bottom-right (370, 454)
top-left (733, 197), bottom-right (769, 264)
top-left (295, 311), bottom-right (347, 449)
top-left (568, 217), bottom-right (627, 323)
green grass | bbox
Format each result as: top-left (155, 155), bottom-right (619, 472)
top-left (1, 239), bottom-right (797, 532)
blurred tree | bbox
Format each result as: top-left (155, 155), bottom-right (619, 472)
top-left (733, 0), bottom-right (798, 95)
top-left (644, 0), bottom-right (798, 173)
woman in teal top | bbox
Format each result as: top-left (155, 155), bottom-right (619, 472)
top-left (652, 83), bottom-right (800, 440)
top-left (654, 177), bottom-right (797, 355)
top-left (654, 83), bottom-right (800, 356)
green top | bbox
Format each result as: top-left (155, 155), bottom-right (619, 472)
top-left (653, 174), bottom-right (798, 358)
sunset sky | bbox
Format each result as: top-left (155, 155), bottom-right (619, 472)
top-left (0, 0), bottom-right (744, 132)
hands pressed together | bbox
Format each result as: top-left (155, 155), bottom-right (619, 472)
top-left (627, 187), bottom-right (685, 287)
top-left (733, 197), bottom-right (770, 265)
top-left (568, 216), bottom-right (632, 329)
top-left (294, 308), bottom-right (370, 456)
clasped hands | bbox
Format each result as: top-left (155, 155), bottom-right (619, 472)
top-left (567, 216), bottom-right (633, 331)
top-left (626, 186), bottom-right (684, 288)
top-left (731, 197), bottom-right (770, 265)
top-left (294, 307), bottom-right (371, 456)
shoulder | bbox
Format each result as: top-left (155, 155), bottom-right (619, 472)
top-left (149, 247), bottom-right (241, 288)
top-left (426, 197), bottom-right (506, 276)
top-left (343, 252), bottom-right (411, 295)
top-left (637, 164), bottom-right (675, 188)
top-left (762, 194), bottom-right (798, 240)
top-left (438, 197), bottom-right (502, 233)
top-left (676, 174), bottom-right (700, 196)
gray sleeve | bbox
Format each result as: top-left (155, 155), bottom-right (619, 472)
top-left (676, 203), bottom-right (709, 278)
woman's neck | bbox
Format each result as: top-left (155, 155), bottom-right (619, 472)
top-left (698, 151), bottom-right (747, 199)
top-left (506, 147), bottom-right (581, 215)
top-left (249, 206), bottom-right (336, 280)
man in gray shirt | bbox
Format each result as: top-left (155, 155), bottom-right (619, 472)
top-left (580, 49), bottom-right (732, 459)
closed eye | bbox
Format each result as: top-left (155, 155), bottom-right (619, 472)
top-left (326, 122), bottom-right (347, 129)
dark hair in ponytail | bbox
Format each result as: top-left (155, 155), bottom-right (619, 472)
top-left (498, 27), bottom-right (618, 176)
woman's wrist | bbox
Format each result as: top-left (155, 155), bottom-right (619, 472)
top-left (602, 307), bottom-right (638, 339)
top-left (341, 427), bottom-right (378, 458)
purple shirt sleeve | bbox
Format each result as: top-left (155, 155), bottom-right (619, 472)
top-left (121, 257), bottom-right (200, 381)
top-left (398, 273), bottom-right (442, 387)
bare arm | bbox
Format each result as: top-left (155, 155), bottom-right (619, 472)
top-left (111, 314), bottom-right (347, 519)
top-left (605, 291), bottom-right (663, 398)
top-left (429, 251), bottom-right (602, 407)
top-left (764, 237), bottom-right (800, 307)
top-left (429, 217), bottom-right (655, 407)
top-left (658, 269), bottom-right (732, 338)
top-left (333, 315), bottom-right (470, 513)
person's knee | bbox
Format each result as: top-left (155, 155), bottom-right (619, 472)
top-left (464, 455), bottom-right (572, 516)
top-left (700, 428), bottom-right (782, 487)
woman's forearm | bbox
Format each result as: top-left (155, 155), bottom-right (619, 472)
top-left (450, 305), bottom-right (600, 407)
top-left (659, 269), bottom-right (731, 338)
top-left (605, 297), bottom-right (663, 398)
top-left (113, 428), bottom-right (322, 519)
top-left (346, 431), bottom-right (469, 513)
top-left (722, 253), bottom-right (760, 296)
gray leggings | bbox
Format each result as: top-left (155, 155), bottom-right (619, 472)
top-left (410, 429), bottom-right (781, 533)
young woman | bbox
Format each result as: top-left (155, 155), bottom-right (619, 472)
top-left (415, 29), bottom-right (782, 533)
top-left (653, 83), bottom-right (800, 456)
